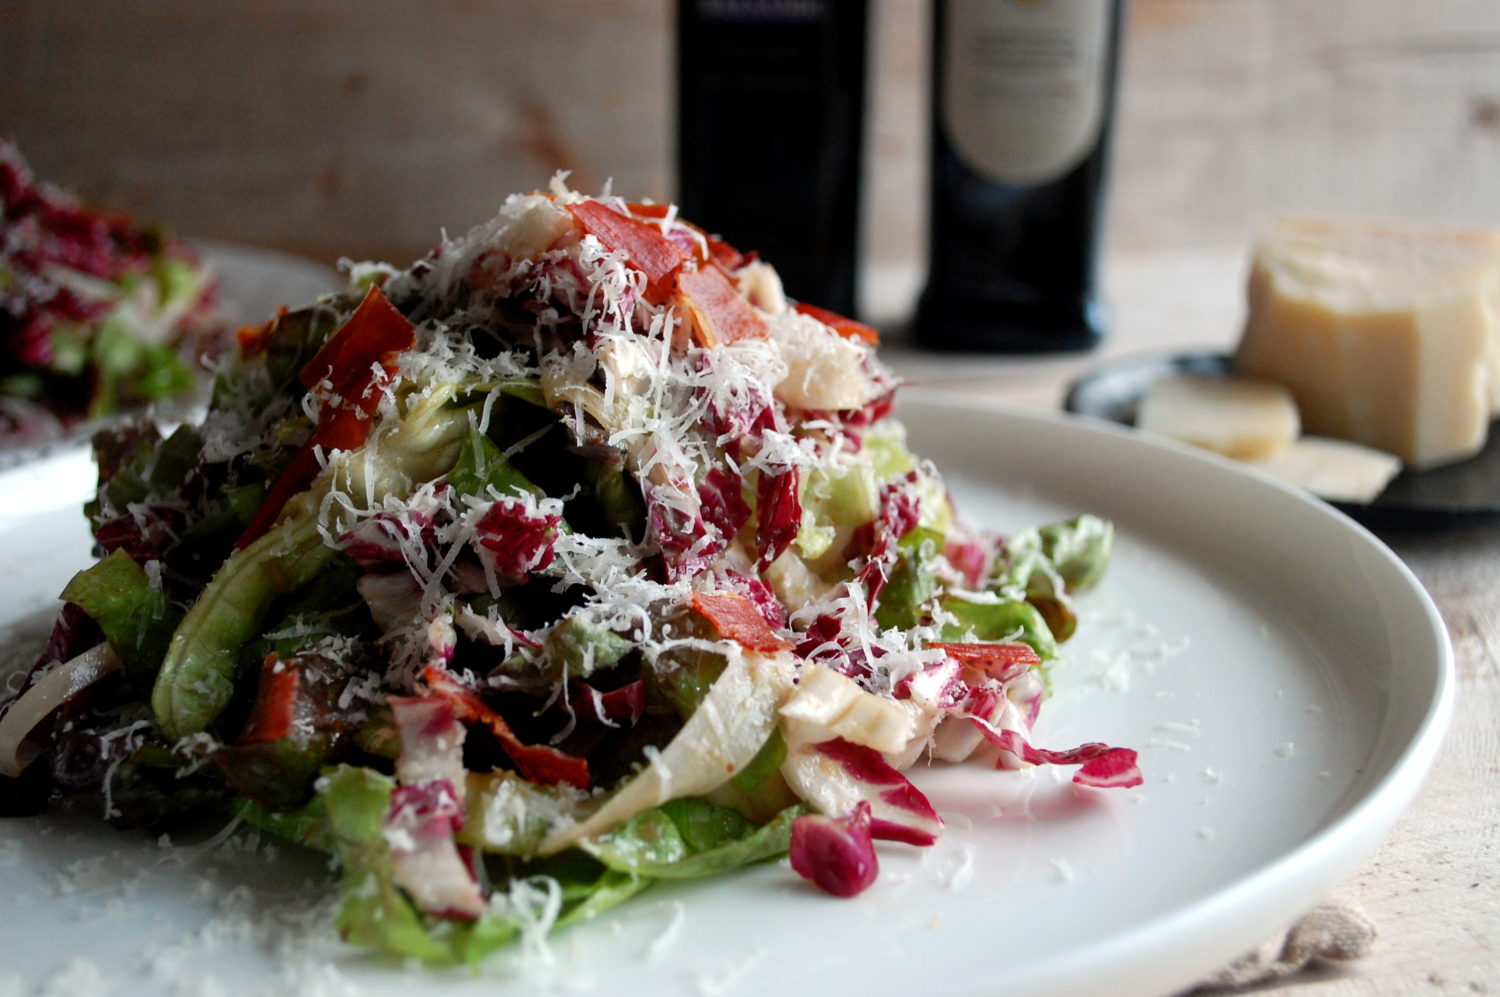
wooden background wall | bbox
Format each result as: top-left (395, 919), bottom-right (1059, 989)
top-left (3, 0), bottom-right (1498, 312)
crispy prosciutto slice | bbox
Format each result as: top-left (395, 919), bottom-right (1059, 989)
top-left (792, 301), bottom-right (879, 345)
top-left (237, 285), bottom-right (416, 547)
top-left (675, 265), bottom-right (768, 347)
top-left (928, 641), bottom-right (1042, 685)
top-left (623, 201), bottom-right (749, 271)
top-left (567, 200), bottom-right (689, 305)
top-left (690, 591), bottom-right (791, 652)
top-left (420, 665), bottom-right (590, 789)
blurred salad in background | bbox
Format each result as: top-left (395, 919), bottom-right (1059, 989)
top-left (1, 139), bottom-right (222, 444)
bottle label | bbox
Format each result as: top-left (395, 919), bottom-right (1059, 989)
top-left (942, 0), bottom-right (1112, 185)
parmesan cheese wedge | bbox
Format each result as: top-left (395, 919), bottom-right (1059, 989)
top-left (1242, 436), bottom-right (1403, 504)
top-left (1234, 215), bottom-right (1500, 470)
top-left (1136, 373), bottom-right (1299, 459)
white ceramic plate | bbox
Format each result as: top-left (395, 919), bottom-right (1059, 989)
top-left (0, 396), bottom-right (1452, 997)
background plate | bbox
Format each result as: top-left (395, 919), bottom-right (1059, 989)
top-left (0, 242), bottom-right (338, 468)
top-left (0, 395), bottom-right (1453, 997)
top-left (1063, 349), bottom-right (1500, 525)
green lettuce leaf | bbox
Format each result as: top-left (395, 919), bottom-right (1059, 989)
top-left (940, 594), bottom-right (1059, 661)
top-left (585, 797), bottom-right (801, 880)
top-left (60, 548), bottom-right (181, 684)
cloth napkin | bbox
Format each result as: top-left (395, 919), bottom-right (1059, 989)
top-left (1188, 898), bottom-right (1376, 993)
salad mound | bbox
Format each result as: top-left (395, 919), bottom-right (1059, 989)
top-left (0, 178), bottom-right (1138, 964)
top-left (1, 140), bottom-right (222, 442)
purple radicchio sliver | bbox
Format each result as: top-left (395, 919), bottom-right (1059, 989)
top-left (789, 801), bottom-right (879, 898)
top-left (812, 737), bottom-right (943, 846)
top-left (386, 779), bottom-right (487, 921)
top-left (967, 716), bottom-right (1143, 789)
top-left (942, 535), bottom-right (991, 589)
top-left (702, 384), bottom-right (777, 462)
top-left (94, 506), bottom-right (183, 563)
top-left (794, 611), bottom-right (845, 662)
top-left (389, 695), bottom-right (467, 792)
top-left (754, 465), bottom-right (801, 571)
top-left (893, 657), bottom-right (968, 711)
top-left (646, 489), bottom-right (714, 581)
top-left (698, 467), bottom-right (751, 543)
top-left (474, 498), bottom-right (560, 579)
top-left (388, 779), bottom-right (465, 836)
top-left (568, 679), bottom-right (646, 726)
top-left (340, 510), bottom-right (435, 569)
top-left (853, 474), bottom-right (922, 608)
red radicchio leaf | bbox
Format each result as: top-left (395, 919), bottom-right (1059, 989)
top-left (967, 716), bottom-right (1143, 789)
top-left (851, 473), bottom-right (922, 609)
top-left (568, 679), bottom-right (646, 726)
top-left (794, 611), bottom-right (845, 660)
top-left (94, 505), bottom-right (186, 564)
top-left (1070, 749), bottom-right (1145, 789)
top-left (842, 386), bottom-right (896, 428)
top-left (698, 466), bottom-right (751, 543)
top-left (386, 778), bottom-right (487, 921)
top-left (339, 508), bottom-right (437, 570)
top-left (754, 465), bottom-right (801, 572)
top-left (35, 603), bottom-right (101, 676)
top-left (645, 489), bottom-right (714, 582)
top-left (389, 779), bottom-right (465, 836)
top-left (703, 388), bottom-right (777, 463)
top-left (789, 801), bottom-right (879, 898)
top-left (891, 657), bottom-right (967, 711)
top-left (942, 536), bottom-right (991, 589)
top-left (474, 498), bottom-right (561, 579)
top-left (389, 695), bottom-right (466, 787)
top-left (812, 737), bottom-right (943, 846)
top-left (792, 610), bottom-right (889, 683)
top-left (421, 665), bottom-right (590, 789)
top-left (962, 684), bottom-right (1001, 720)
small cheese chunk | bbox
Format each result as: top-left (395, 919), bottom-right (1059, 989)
top-left (1234, 215), bottom-right (1500, 470)
top-left (1136, 374), bottom-right (1300, 459)
top-left (769, 311), bottom-right (875, 411)
top-left (779, 664), bottom-right (917, 755)
top-left (1243, 436), bottom-right (1403, 504)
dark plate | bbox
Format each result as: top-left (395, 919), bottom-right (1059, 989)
top-left (1063, 350), bottom-right (1500, 526)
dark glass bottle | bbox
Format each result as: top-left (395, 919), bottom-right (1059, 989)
top-left (676, 0), bottom-right (868, 317)
top-left (913, 0), bottom-right (1126, 353)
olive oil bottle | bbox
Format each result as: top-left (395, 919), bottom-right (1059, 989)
top-left (676, 0), bottom-right (869, 317)
top-left (914, 0), bottom-right (1126, 352)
